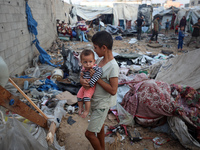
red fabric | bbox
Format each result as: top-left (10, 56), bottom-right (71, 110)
top-left (121, 74), bottom-right (175, 126)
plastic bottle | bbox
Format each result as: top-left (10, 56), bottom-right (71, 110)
top-left (24, 80), bottom-right (29, 90)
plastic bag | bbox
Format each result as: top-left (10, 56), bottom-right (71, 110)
top-left (0, 115), bottom-right (47, 150)
top-left (117, 103), bottom-right (134, 126)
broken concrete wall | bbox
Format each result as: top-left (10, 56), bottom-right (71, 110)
top-left (54, 0), bottom-right (72, 24)
top-left (0, 0), bottom-right (70, 76)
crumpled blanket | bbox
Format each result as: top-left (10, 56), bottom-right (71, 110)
top-left (121, 73), bottom-right (175, 126)
top-left (171, 84), bottom-right (200, 129)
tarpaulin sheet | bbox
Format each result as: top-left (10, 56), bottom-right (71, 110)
top-left (113, 3), bottom-right (139, 26)
top-left (155, 49), bottom-right (200, 90)
top-left (74, 6), bottom-right (113, 21)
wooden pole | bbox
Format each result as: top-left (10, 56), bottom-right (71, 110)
top-left (46, 122), bottom-right (57, 145)
top-left (9, 78), bottom-right (48, 120)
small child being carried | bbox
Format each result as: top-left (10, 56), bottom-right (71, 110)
top-left (77, 49), bottom-right (102, 118)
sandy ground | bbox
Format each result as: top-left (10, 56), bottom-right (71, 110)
top-left (56, 113), bottom-right (186, 150)
top-left (54, 29), bottom-right (198, 150)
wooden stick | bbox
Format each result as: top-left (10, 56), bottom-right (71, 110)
top-left (9, 78), bottom-right (48, 120)
top-left (46, 121), bottom-right (57, 145)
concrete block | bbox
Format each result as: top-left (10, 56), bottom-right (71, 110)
top-left (13, 37), bottom-right (20, 46)
top-left (3, 23), bottom-right (11, 31)
top-left (13, 14), bottom-right (19, 22)
top-left (20, 6), bottom-right (25, 14)
top-left (22, 34), bottom-right (29, 42)
top-left (9, 65), bottom-right (15, 75)
top-left (0, 14), bottom-right (7, 23)
top-left (2, 32), bottom-right (9, 41)
top-left (18, 1), bottom-right (25, 7)
top-left (0, 34), bottom-right (2, 42)
top-left (22, 42), bottom-right (26, 50)
top-left (0, 42), bottom-right (7, 51)
top-left (17, 44), bottom-right (22, 52)
top-left (19, 56), bottom-right (27, 65)
top-left (22, 21), bottom-right (27, 28)
top-left (20, 15), bottom-right (26, 22)
top-left (0, 5), bottom-right (10, 14)
top-left (0, 24), bottom-right (4, 32)
top-left (14, 51), bottom-right (20, 60)
top-left (17, 22), bottom-right (23, 29)
top-left (26, 40), bottom-right (31, 48)
top-left (0, 51), bottom-right (5, 59)
top-left (12, 46), bottom-right (18, 55)
top-left (6, 14), bottom-right (13, 22)
top-left (7, 39), bottom-right (14, 48)
top-left (11, 22), bottom-right (18, 30)
top-left (9, 30), bottom-right (16, 39)
top-left (5, 48), bottom-right (12, 59)
top-left (4, 58), bottom-right (10, 67)
top-left (15, 29), bottom-right (21, 37)
top-left (19, 35), bottom-right (24, 43)
top-left (9, 55), bottom-right (16, 65)
top-left (14, 7), bottom-right (20, 14)
top-left (20, 49), bottom-right (26, 57)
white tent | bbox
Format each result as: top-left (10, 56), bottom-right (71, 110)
top-left (174, 8), bottom-right (188, 28)
top-left (186, 7), bottom-right (200, 33)
top-left (69, 4), bottom-right (139, 28)
top-left (113, 3), bottom-right (139, 26)
top-left (69, 6), bottom-right (116, 26)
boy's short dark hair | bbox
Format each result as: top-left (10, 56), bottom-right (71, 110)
top-left (80, 49), bottom-right (94, 60)
top-left (92, 31), bottom-right (113, 50)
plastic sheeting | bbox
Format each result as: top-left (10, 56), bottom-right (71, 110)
top-left (174, 8), bottom-right (188, 27)
top-left (0, 116), bottom-right (47, 150)
top-left (168, 116), bottom-right (200, 150)
top-left (161, 15), bottom-right (172, 29)
top-left (117, 85), bottom-right (130, 103)
top-left (113, 3), bottom-right (139, 26)
top-left (186, 8), bottom-right (200, 33)
top-left (156, 49), bottom-right (200, 90)
top-left (138, 5), bottom-right (153, 26)
top-left (75, 6), bottom-right (113, 21)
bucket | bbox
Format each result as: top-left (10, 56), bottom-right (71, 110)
top-left (51, 68), bottom-right (64, 81)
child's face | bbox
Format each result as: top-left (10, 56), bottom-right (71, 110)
top-left (93, 44), bottom-right (104, 57)
top-left (181, 26), bottom-right (184, 31)
top-left (81, 54), bottom-right (95, 69)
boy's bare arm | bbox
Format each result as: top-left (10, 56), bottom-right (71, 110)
top-left (96, 77), bottom-right (118, 95)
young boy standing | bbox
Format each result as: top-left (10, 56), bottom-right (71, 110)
top-left (80, 31), bottom-right (119, 150)
top-left (178, 26), bottom-right (185, 52)
top-left (165, 19), bottom-right (170, 35)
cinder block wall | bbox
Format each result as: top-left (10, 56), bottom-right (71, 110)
top-left (0, 0), bottom-right (71, 76)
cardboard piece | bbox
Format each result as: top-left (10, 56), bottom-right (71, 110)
top-left (56, 91), bottom-right (77, 105)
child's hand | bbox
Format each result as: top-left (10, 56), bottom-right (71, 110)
top-left (89, 69), bottom-right (96, 77)
top-left (80, 77), bottom-right (90, 89)
top-left (80, 72), bottom-right (84, 78)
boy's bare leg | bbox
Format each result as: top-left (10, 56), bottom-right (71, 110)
top-left (85, 130), bottom-right (102, 150)
top-left (97, 124), bottom-right (105, 150)
top-left (78, 101), bottom-right (84, 115)
top-left (81, 101), bottom-right (90, 118)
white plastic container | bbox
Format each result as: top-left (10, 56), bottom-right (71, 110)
top-left (51, 68), bottom-right (64, 81)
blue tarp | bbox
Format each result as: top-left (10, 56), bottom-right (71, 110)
top-left (37, 79), bottom-right (59, 91)
top-left (26, 2), bottom-right (59, 67)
